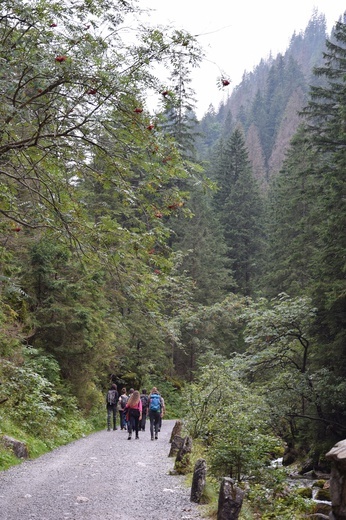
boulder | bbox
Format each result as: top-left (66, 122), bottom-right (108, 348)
top-left (1, 435), bottom-right (29, 459)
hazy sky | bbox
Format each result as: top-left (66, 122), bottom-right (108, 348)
top-left (139, 0), bottom-right (344, 118)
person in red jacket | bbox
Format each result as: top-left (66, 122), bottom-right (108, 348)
top-left (125, 390), bottom-right (142, 440)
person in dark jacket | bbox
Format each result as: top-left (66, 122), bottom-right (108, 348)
top-left (124, 390), bottom-right (142, 440)
top-left (106, 384), bottom-right (119, 431)
top-left (139, 389), bottom-right (148, 431)
top-left (118, 388), bottom-right (128, 430)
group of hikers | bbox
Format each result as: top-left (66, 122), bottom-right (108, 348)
top-left (106, 385), bottom-right (165, 441)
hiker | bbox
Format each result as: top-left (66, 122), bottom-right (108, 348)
top-left (118, 388), bottom-right (128, 430)
top-left (124, 390), bottom-right (142, 440)
top-left (106, 384), bottom-right (119, 431)
top-left (148, 387), bottom-right (164, 441)
top-left (139, 389), bottom-right (149, 431)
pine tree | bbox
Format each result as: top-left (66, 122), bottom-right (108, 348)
top-left (300, 16), bottom-right (346, 369)
top-left (213, 129), bottom-right (265, 295)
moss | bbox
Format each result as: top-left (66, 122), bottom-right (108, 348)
top-left (312, 479), bottom-right (326, 489)
top-left (296, 487), bottom-right (313, 498)
top-left (315, 488), bottom-right (331, 501)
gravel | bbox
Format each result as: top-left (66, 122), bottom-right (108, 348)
top-left (0, 419), bottom-right (204, 520)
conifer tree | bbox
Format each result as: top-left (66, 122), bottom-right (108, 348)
top-left (213, 129), bottom-right (264, 295)
top-left (300, 16), bottom-right (346, 368)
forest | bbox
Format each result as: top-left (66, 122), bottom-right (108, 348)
top-left (0, 1), bottom-right (345, 517)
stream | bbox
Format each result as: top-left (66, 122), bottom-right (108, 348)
top-left (271, 457), bottom-right (332, 505)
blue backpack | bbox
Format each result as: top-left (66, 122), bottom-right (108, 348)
top-left (149, 393), bottom-right (161, 412)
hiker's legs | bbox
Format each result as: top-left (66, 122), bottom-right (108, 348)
top-left (134, 416), bottom-right (140, 438)
top-left (149, 411), bottom-right (155, 439)
top-left (121, 411), bottom-right (127, 429)
top-left (140, 412), bottom-right (147, 431)
top-left (127, 411), bottom-right (138, 439)
top-left (112, 405), bottom-right (117, 430)
top-left (107, 406), bottom-right (111, 430)
top-left (154, 412), bottom-right (160, 437)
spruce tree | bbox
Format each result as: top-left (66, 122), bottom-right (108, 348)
top-left (213, 129), bottom-right (265, 295)
top-left (300, 17), bottom-right (346, 372)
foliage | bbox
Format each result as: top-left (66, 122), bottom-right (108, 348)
top-left (212, 129), bottom-right (265, 296)
top-left (183, 356), bottom-right (283, 480)
top-left (246, 470), bottom-right (315, 520)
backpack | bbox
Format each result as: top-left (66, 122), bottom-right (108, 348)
top-left (149, 393), bottom-right (161, 412)
top-left (120, 395), bottom-right (128, 410)
top-left (140, 394), bottom-right (148, 410)
top-left (107, 389), bottom-right (117, 405)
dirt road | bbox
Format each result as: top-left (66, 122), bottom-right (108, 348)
top-left (0, 420), bottom-right (204, 520)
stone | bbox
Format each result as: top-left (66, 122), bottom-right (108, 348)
top-left (168, 434), bottom-right (184, 457)
top-left (174, 436), bottom-right (193, 474)
top-left (326, 439), bottom-right (346, 519)
top-left (169, 420), bottom-right (182, 443)
top-left (1, 435), bottom-right (29, 459)
top-left (190, 458), bottom-right (207, 503)
top-left (217, 477), bottom-right (244, 520)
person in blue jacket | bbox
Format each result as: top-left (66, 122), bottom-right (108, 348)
top-left (148, 387), bottom-right (164, 440)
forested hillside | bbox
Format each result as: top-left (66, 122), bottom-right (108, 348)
top-left (197, 10), bottom-right (328, 187)
top-left (1, 2), bottom-right (346, 517)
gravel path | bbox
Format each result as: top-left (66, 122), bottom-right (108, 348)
top-left (0, 420), bottom-right (204, 520)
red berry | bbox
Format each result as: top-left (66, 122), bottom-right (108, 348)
top-left (222, 78), bottom-right (230, 86)
top-left (55, 55), bottom-right (67, 63)
top-left (134, 107), bottom-right (143, 113)
top-left (50, 23), bottom-right (57, 27)
top-left (12, 227), bottom-right (21, 232)
top-left (147, 124), bottom-right (154, 131)
top-left (87, 88), bottom-right (97, 95)
top-left (161, 90), bottom-right (169, 97)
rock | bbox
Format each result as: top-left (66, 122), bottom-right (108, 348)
top-left (299, 458), bottom-right (314, 474)
top-left (190, 458), bottom-right (207, 503)
top-left (312, 502), bottom-right (332, 517)
top-left (169, 420), bottom-right (182, 443)
top-left (326, 439), bottom-right (346, 519)
top-left (1, 435), bottom-right (29, 459)
top-left (174, 436), bottom-right (193, 475)
top-left (217, 477), bottom-right (244, 520)
top-left (296, 487), bottom-right (313, 498)
top-left (168, 434), bottom-right (184, 457)
top-left (282, 444), bottom-right (299, 466)
top-left (315, 488), bottom-right (331, 501)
